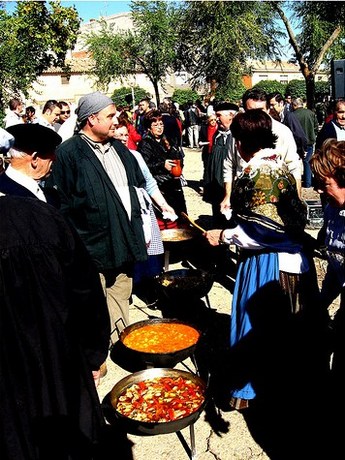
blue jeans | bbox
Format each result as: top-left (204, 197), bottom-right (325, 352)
top-left (303, 145), bottom-right (314, 188)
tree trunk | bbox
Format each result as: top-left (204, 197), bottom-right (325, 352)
top-left (305, 74), bottom-right (316, 111)
top-left (152, 79), bottom-right (160, 107)
top-left (206, 77), bottom-right (218, 97)
top-left (300, 65), bottom-right (316, 111)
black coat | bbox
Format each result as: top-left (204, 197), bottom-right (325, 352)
top-left (0, 196), bottom-right (110, 459)
top-left (283, 110), bottom-right (307, 158)
top-left (203, 130), bottom-right (233, 203)
top-left (47, 135), bottom-right (148, 271)
top-left (162, 113), bottom-right (182, 147)
top-left (315, 120), bottom-right (337, 150)
top-left (138, 135), bottom-right (187, 216)
top-left (0, 171), bottom-right (60, 207)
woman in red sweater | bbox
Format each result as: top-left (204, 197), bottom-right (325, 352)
top-left (198, 113), bottom-right (218, 193)
top-left (118, 111), bottom-right (142, 150)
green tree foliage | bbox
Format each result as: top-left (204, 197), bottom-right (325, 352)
top-left (214, 81), bottom-right (247, 105)
top-left (85, 1), bottom-right (180, 106)
top-left (270, 1), bottom-right (345, 108)
top-left (315, 81), bottom-right (330, 100)
top-left (285, 80), bottom-right (331, 103)
top-left (111, 86), bottom-right (149, 108)
top-left (171, 89), bottom-right (199, 107)
top-left (0, 0), bottom-right (80, 116)
top-left (175, 1), bottom-right (343, 109)
top-left (175, 1), bottom-right (283, 98)
top-left (285, 80), bottom-right (307, 99)
top-left (253, 80), bottom-right (287, 95)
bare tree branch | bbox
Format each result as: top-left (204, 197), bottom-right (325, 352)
top-left (271, 2), bottom-right (308, 75)
top-left (314, 26), bottom-right (342, 73)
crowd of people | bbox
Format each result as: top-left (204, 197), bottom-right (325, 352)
top-left (0, 89), bottom-right (344, 459)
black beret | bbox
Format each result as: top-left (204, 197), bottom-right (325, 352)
top-left (6, 124), bottom-right (62, 156)
top-left (215, 102), bottom-right (239, 112)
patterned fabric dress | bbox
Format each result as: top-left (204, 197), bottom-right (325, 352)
top-left (228, 152), bottom-right (325, 402)
top-left (231, 153), bottom-right (307, 237)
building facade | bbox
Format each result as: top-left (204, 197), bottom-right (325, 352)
top-left (244, 60), bottom-right (328, 88)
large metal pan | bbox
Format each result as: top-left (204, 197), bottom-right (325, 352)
top-left (119, 318), bottom-right (201, 368)
top-left (160, 228), bottom-right (197, 243)
top-left (109, 367), bottom-right (207, 436)
top-left (157, 268), bottom-right (214, 300)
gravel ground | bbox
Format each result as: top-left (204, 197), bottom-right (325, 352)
top-left (97, 147), bottom-right (339, 460)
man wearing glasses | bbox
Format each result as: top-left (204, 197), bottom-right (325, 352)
top-left (54, 101), bottom-right (71, 132)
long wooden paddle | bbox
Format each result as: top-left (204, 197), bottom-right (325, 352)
top-left (180, 212), bottom-right (207, 233)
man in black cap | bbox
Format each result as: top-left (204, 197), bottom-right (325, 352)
top-left (202, 101), bottom-right (239, 275)
top-left (0, 124), bottom-right (61, 204)
top-left (0, 194), bottom-right (110, 460)
top-left (47, 91), bottom-right (148, 344)
top-left (203, 101), bottom-right (239, 227)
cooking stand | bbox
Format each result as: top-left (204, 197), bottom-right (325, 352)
top-left (110, 289), bottom-right (206, 460)
top-left (101, 392), bottom-right (199, 460)
top-left (160, 231), bottom-right (195, 271)
top-left (104, 361), bottom-right (204, 460)
top-left (177, 354), bottom-right (203, 459)
top-left (176, 424), bottom-right (197, 460)
top-left (109, 327), bottom-right (203, 459)
top-left (164, 248), bottom-right (171, 271)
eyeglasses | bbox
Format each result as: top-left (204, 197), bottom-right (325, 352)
top-left (151, 122), bottom-right (164, 128)
top-left (60, 110), bottom-right (71, 115)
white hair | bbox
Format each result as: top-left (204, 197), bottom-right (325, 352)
top-left (292, 97), bottom-right (304, 108)
top-left (217, 110), bottom-right (237, 116)
top-left (8, 147), bottom-right (30, 159)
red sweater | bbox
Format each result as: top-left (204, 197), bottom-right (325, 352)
top-left (127, 123), bottom-right (142, 150)
top-left (207, 125), bottom-right (218, 153)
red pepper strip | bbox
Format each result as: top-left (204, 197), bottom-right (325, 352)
top-left (138, 381), bottom-right (147, 391)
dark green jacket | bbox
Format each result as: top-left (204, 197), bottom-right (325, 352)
top-left (293, 107), bottom-right (319, 145)
top-left (47, 135), bottom-right (148, 271)
top-left (203, 129), bottom-right (233, 203)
